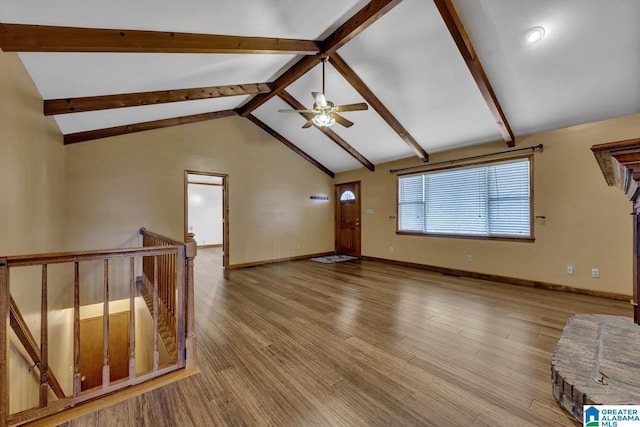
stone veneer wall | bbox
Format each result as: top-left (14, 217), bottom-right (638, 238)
top-left (551, 314), bottom-right (640, 422)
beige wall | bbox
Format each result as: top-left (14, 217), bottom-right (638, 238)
top-left (63, 115), bottom-right (335, 266)
top-left (0, 48), bottom-right (68, 336)
top-left (0, 52), bottom-right (65, 257)
top-left (0, 50), bottom-right (67, 414)
top-left (336, 113), bottom-right (640, 296)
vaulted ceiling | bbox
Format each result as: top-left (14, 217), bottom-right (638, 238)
top-left (1, 0), bottom-right (638, 176)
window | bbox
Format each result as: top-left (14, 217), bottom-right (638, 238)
top-left (398, 157), bottom-right (532, 239)
top-left (340, 190), bottom-right (356, 201)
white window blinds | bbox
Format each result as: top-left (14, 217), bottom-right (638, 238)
top-left (398, 158), bottom-right (531, 238)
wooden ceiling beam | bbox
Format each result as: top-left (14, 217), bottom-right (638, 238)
top-left (246, 115), bottom-right (335, 178)
top-left (279, 91), bottom-right (375, 171)
top-left (12, 0), bottom-right (406, 162)
top-left (329, 54), bottom-right (429, 161)
top-left (237, 55), bottom-right (320, 117)
top-left (433, 0), bottom-right (515, 146)
top-left (64, 109), bottom-right (237, 144)
top-left (45, 83), bottom-right (271, 115)
top-left (322, 0), bottom-right (403, 54)
top-left (0, 23), bottom-right (320, 54)
top-left (238, 0), bottom-right (403, 116)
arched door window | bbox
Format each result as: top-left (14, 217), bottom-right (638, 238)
top-left (340, 190), bottom-right (356, 202)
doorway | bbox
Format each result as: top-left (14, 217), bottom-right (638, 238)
top-left (184, 171), bottom-right (229, 268)
top-left (335, 181), bottom-right (361, 257)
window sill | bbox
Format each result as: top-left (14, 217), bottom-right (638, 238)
top-left (396, 231), bottom-right (535, 243)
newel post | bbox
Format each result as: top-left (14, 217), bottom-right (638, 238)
top-left (0, 258), bottom-right (9, 423)
top-left (184, 233), bottom-right (197, 368)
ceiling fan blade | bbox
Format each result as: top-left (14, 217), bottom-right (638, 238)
top-left (278, 109), bottom-right (314, 113)
top-left (335, 102), bottom-right (368, 112)
top-left (302, 118), bottom-right (315, 128)
top-left (312, 92), bottom-right (327, 107)
top-left (332, 113), bottom-right (354, 128)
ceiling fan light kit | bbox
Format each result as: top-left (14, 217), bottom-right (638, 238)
top-left (279, 55), bottom-right (368, 128)
top-left (313, 111), bottom-right (336, 127)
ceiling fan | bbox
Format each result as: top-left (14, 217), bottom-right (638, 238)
top-left (278, 55), bottom-right (368, 128)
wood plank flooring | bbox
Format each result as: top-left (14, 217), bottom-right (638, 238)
top-left (55, 248), bottom-right (632, 426)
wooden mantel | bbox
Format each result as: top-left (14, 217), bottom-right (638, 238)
top-left (592, 137), bottom-right (640, 324)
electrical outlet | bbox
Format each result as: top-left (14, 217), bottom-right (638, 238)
top-left (466, 255), bottom-right (472, 262)
top-left (592, 268), bottom-right (600, 278)
top-left (389, 246), bottom-right (394, 253)
top-left (566, 266), bottom-right (574, 275)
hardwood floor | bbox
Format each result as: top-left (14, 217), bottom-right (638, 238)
top-left (56, 248), bottom-right (632, 426)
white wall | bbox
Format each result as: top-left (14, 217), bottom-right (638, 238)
top-left (188, 184), bottom-right (223, 246)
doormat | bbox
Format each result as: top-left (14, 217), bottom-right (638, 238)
top-left (310, 255), bottom-right (358, 264)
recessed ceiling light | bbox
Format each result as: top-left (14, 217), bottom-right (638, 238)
top-left (525, 26), bottom-right (545, 44)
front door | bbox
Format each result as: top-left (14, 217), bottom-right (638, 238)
top-left (335, 181), bottom-right (361, 256)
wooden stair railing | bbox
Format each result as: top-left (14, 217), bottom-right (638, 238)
top-left (139, 228), bottom-right (197, 369)
top-left (136, 278), bottom-right (177, 362)
top-left (8, 296), bottom-right (65, 399)
top-left (0, 228), bottom-right (197, 426)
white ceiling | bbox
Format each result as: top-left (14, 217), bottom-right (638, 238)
top-left (454, 0), bottom-right (640, 136)
top-left (2, 0), bottom-right (639, 173)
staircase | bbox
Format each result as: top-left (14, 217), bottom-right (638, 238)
top-left (9, 296), bottom-right (65, 399)
top-left (0, 228), bottom-right (197, 426)
top-left (136, 277), bottom-right (177, 363)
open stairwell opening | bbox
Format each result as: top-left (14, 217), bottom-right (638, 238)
top-left (0, 227), bottom-right (197, 426)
